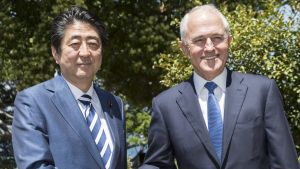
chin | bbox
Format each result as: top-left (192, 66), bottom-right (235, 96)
top-left (202, 66), bottom-right (222, 76)
top-left (76, 72), bottom-right (92, 79)
top-left (200, 64), bottom-right (220, 71)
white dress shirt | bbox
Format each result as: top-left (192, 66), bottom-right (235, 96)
top-left (64, 79), bottom-right (114, 163)
top-left (193, 69), bottom-right (227, 129)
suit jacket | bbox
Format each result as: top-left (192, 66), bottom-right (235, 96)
top-left (140, 70), bottom-right (299, 169)
top-left (12, 75), bottom-right (126, 169)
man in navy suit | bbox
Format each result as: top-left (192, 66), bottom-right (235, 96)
top-left (12, 7), bottom-right (126, 169)
top-left (140, 4), bottom-right (299, 169)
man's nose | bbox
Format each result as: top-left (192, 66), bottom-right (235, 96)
top-left (204, 38), bottom-right (214, 51)
top-left (79, 43), bottom-right (90, 56)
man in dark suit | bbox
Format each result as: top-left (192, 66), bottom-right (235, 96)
top-left (140, 4), bottom-right (299, 169)
top-left (12, 7), bottom-right (126, 169)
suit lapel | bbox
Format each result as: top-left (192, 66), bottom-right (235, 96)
top-left (176, 77), bottom-right (220, 164)
top-left (47, 76), bottom-right (105, 168)
top-left (222, 71), bottom-right (247, 162)
top-left (95, 87), bottom-right (121, 169)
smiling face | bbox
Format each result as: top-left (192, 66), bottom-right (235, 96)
top-left (180, 10), bottom-right (232, 81)
top-left (52, 20), bottom-right (102, 91)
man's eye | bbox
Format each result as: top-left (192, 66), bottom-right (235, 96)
top-left (88, 43), bottom-right (100, 50)
top-left (194, 38), bottom-right (206, 44)
top-left (70, 43), bottom-right (80, 49)
top-left (211, 36), bottom-right (223, 42)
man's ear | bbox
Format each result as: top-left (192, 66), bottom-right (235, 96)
top-left (51, 46), bottom-right (60, 64)
top-left (179, 40), bottom-right (190, 59)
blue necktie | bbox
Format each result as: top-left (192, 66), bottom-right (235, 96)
top-left (205, 82), bottom-right (223, 161)
top-left (79, 94), bottom-right (112, 169)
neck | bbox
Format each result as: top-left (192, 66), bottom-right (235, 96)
top-left (62, 76), bottom-right (93, 93)
top-left (75, 82), bottom-right (92, 93)
top-left (195, 68), bottom-right (225, 81)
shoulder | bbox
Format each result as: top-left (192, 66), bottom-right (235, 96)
top-left (14, 77), bottom-right (61, 106)
top-left (94, 85), bottom-right (124, 109)
top-left (94, 85), bottom-right (122, 101)
top-left (18, 75), bottom-right (63, 94)
top-left (230, 71), bottom-right (279, 96)
top-left (232, 71), bottom-right (275, 86)
top-left (17, 79), bottom-right (51, 98)
top-left (154, 80), bottom-right (191, 102)
top-left (234, 71), bottom-right (270, 80)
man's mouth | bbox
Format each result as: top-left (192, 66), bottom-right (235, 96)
top-left (203, 55), bottom-right (218, 60)
top-left (78, 62), bottom-right (92, 66)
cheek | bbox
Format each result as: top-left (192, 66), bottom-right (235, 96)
top-left (219, 50), bottom-right (229, 61)
top-left (190, 48), bottom-right (203, 59)
top-left (190, 48), bottom-right (203, 57)
top-left (98, 54), bottom-right (102, 64)
top-left (61, 51), bottom-right (78, 62)
top-left (190, 56), bottom-right (204, 68)
top-left (93, 54), bottom-right (102, 68)
top-left (218, 44), bottom-right (230, 55)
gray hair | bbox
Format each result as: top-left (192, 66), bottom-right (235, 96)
top-left (180, 4), bottom-right (231, 40)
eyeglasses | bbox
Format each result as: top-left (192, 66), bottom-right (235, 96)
top-left (187, 35), bottom-right (229, 48)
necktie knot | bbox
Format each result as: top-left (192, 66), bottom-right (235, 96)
top-left (78, 94), bottom-right (92, 106)
top-left (205, 82), bottom-right (217, 94)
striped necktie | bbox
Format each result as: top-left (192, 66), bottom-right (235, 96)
top-left (204, 82), bottom-right (223, 161)
top-left (79, 94), bottom-right (112, 169)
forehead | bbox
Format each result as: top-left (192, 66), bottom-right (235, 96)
top-left (186, 11), bottom-right (225, 38)
top-left (63, 21), bottom-right (100, 41)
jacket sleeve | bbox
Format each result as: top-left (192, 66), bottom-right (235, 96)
top-left (12, 90), bottom-right (56, 169)
top-left (264, 80), bottom-right (299, 169)
top-left (139, 97), bottom-right (177, 169)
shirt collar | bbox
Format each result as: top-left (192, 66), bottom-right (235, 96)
top-left (63, 77), bottom-right (94, 100)
top-left (193, 68), bottom-right (227, 94)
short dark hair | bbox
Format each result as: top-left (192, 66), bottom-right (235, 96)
top-left (51, 6), bottom-right (107, 54)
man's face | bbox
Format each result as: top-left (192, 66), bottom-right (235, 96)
top-left (52, 21), bottom-right (102, 87)
top-left (180, 11), bottom-right (232, 80)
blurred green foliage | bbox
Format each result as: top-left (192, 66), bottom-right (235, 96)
top-left (0, 0), bottom-right (299, 167)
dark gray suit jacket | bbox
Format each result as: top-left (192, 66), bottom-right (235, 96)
top-left (12, 75), bottom-right (126, 169)
top-left (140, 70), bottom-right (299, 169)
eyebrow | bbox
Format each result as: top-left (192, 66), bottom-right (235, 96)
top-left (192, 33), bottom-right (224, 40)
top-left (69, 35), bottom-right (100, 42)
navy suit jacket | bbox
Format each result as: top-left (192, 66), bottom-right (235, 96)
top-left (140, 70), bottom-right (299, 169)
top-left (12, 75), bottom-right (126, 169)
